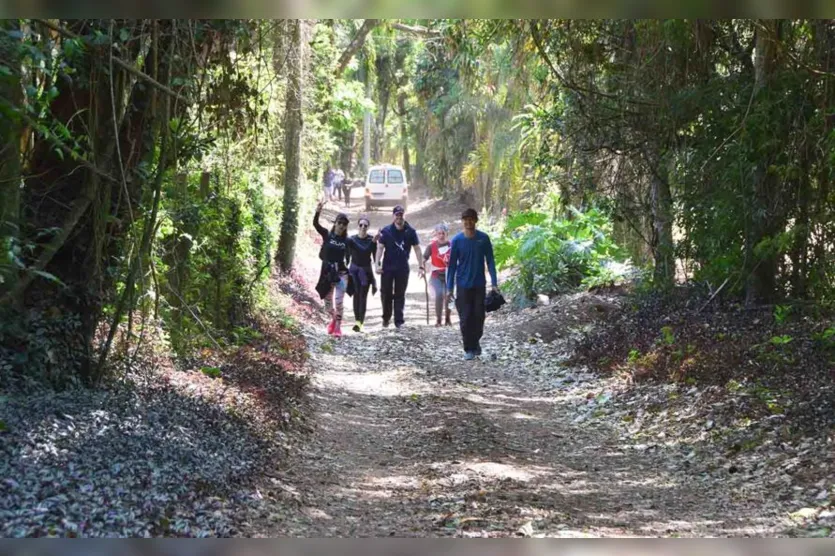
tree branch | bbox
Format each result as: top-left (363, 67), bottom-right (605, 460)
top-left (33, 18), bottom-right (191, 105)
top-left (0, 182), bottom-right (95, 306)
top-left (528, 20), bottom-right (657, 108)
top-left (335, 19), bottom-right (379, 77)
top-left (389, 22), bottom-right (440, 37)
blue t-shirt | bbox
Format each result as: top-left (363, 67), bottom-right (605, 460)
top-left (379, 223), bottom-right (420, 273)
top-left (446, 230), bottom-right (498, 291)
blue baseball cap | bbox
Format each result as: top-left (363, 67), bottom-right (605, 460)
top-left (392, 205), bottom-right (405, 215)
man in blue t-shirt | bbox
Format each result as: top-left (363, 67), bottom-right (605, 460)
top-left (446, 207), bottom-right (499, 360)
top-left (375, 205), bottom-right (424, 329)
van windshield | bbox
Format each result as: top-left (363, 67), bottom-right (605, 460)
top-left (387, 169), bottom-right (404, 184)
top-left (368, 169), bottom-right (385, 184)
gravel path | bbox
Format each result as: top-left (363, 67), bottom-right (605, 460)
top-left (260, 198), bottom-right (820, 538)
top-left (264, 308), bottom-right (799, 537)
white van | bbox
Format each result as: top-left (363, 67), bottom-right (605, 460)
top-left (364, 164), bottom-right (408, 211)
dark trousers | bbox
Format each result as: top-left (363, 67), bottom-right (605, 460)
top-left (455, 286), bottom-right (486, 353)
top-left (353, 282), bottom-right (371, 323)
top-left (381, 270), bottom-right (409, 326)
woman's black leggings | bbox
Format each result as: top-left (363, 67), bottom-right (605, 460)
top-left (353, 282), bottom-right (371, 323)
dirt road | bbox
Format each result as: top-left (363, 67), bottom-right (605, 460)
top-left (264, 197), bottom-right (793, 537)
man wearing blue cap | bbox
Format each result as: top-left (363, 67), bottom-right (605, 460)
top-left (446, 207), bottom-right (499, 360)
top-left (375, 205), bottom-right (424, 329)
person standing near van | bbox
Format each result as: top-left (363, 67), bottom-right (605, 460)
top-left (341, 175), bottom-right (353, 207)
top-left (376, 205), bottom-right (424, 329)
top-left (322, 165), bottom-right (335, 202)
top-left (446, 208), bottom-right (499, 360)
top-left (423, 222), bottom-right (452, 327)
top-left (347, 215), bottom-right (377, 332)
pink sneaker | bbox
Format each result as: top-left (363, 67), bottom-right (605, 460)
top-left (327, 319), bottom-right (335, 335)
top-left (333, 321), bottom-right (342, 338)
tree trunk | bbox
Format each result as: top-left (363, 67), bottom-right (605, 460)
top-left (373, 53), bottom-right (391, 163)
top-left (276, 19), bottom-right (304, 273)
top-left (649, 151), bottom-right (674, 289)
top-left (397, 92), bottom-right (411, 183)
top-left (414, 126), bottom-right (426, 190)
top-left (0, 21), bottom-right (22, 295)
top-left (745, 20), bottom-right (782, 305)
top-left (811, 20), bottom-right (835, 296)
top-left (335, 19), bottom-right (379, 77)
top-left (361, 56), bottom-right (372, 173)
top-left (338, 128), bottom-right (355, 175)
top-left (790, 151), bottom-right (810, 298)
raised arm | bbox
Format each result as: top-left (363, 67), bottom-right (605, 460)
top-left (313, 201), bottom-right (328, 240)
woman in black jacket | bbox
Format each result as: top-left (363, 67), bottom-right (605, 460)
top-left (313, 200), bottom-right (350, 337)
top-left (347, 215), bottom-right (377, 332)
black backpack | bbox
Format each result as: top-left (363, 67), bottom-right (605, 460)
top-left (485, 290), bottom-right (506, 313)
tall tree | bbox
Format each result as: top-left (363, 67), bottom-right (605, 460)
top-left (0, 21), bottom-right (22, 294)
top-left (745, 19), bottom-right (783, 304)
top-left (276, 19), bottom-right (304, 273)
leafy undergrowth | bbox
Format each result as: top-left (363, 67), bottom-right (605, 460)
top-left (569, 287), bottom-right (835, 536)
top-left (0, 299), bottom-right (310, 537)
top-left (573, 287), bottom-right (835, 431)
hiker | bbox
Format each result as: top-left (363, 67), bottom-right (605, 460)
top-left (375, 205), bottom-right (424, 329)
top-left (313, 200), bottom-right (351, 337)
top-left (342, 177), bottom-right (354, 207)
top-left (333, 168), bottom-right (344, 202)
top-left (446, 208), bottom-right (499, 360)
top-left (322, 165), bottom-right (335, 202)
top-left (423, 222), bottom-right (452, 327)
top-left (347, 215), bottom-right (377, 332)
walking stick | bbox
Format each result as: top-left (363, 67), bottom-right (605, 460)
top-left (423, 275), bottom-right (430, 325)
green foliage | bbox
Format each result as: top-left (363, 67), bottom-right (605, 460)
top-left (155, 170), bottom-right (278, 355)
top-left (812, 326), bottom-right (835, 349)
top-left (494, 199), bottom-right (631, 301)
top-left (773, 305), bottom-right (791, 325)
top-left (330, 81), bottom-right (376, 133)
top-left (200, 366), bottom-right (222, 378)
top-left (768, 335), bottom-right (793, 346)
top-left (0, 20), bottom-right (301, 387)
top-left (660, 326), bottom-right (675, 346)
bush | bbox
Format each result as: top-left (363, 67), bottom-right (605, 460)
top-left (493, 201), bottom-right (632, 302)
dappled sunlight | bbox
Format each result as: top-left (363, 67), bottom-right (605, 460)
top-left (463, 460), bottom-right (551, 482)
top-left (460, 393), bottom-right (517, 407)
top-left (635, 519), bottom-right (737, 535)
top-left (282, 198), bottom-right (806, 538)
top-left (318, 414), bottom-right (390, 430)
top-left (313, 367), bottom-right (420, 397)
top-left (363, 474), bottom-right (422, 490)
top-left (512, 412), bottom-right (537, 420)
top-left (492, 393), bottom-right (561, 404)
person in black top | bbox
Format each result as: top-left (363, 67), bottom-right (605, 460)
top-left (342, 176), bottom-right (353, 207)
top-left (313, 200), bottom-right (350, 337)
top-left (375, 205), bottom-right (424, 329)
top-left (347, 215), bottom-right (377, 332)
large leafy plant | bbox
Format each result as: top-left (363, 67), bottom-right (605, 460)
top-left (494, 202), bottom-right (631, 302)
